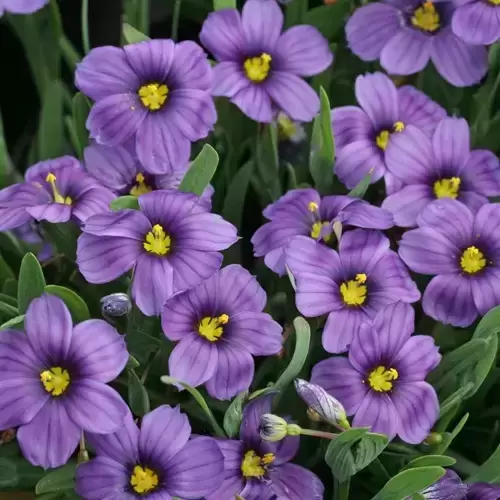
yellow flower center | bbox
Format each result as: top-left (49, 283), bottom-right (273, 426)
top-left (311, 221), bottom-right (332, 242)
top-left (375, 122), bottom-right (405, 151)
top-left (40, 367), bottom-right (70, 396)
top-left (340, 273), bottom-right (367, 306)
top-left (433, 177), bottom-right (461, 199)
top-left (241, 450), bottom-right (275, 478)
top-left (130, 173), bottom-right (153, 197)
top-left (244, 53), bottom-right (272, 83)
top-left (489, 0), bottom-right (500, 5)
top-left (143, 224), bottom-right (171, 256)
top-left (368, 366), bottom-right (399, 392)
top-left (138, 83), bottom-right (169, 111)
top-left (45, 173), bottom-right (72, 205)
top-left (198, 314), bottom-right (229, 342)
top-left (130, 465), bottom-right (159, 494)
top-left (460, 246), bottom-right (487, 274)
top-left (411, 2), bottom-right (440, 32)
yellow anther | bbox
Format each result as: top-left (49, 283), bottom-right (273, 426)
top-left (40, 367), bottom-right (70, 396)
top-left (368, 366), bottom-right (399, 392)
top-left (240, 450), bottom-right (275, 478)
top-left (198, 314), bottom-right (230, 342)
top-left (130, 465), bottom-right (159, 494)
top-left (393, 121), bottom-right (405, 132)
top-left (244, 53), bottom-right (272, 82)
top-left (340, 275), bottom-right (368, 306)
top-left (138, 83), bottom-right (169, 110)
top-left (143, 224), bottom-right (171, 256)
top-left (308, 201), bottom-right (319, 213)
top-left (261, 453), bottom-right (275, 465)
top-left (411, 2), bottom-right (440, 32)
top-left (433, 177), bottom-right (461, 199)
top-left (460, 246), bottom-right (487, 274)
top-left (310, 221), bottom-right (332, 242)
top-left (376, 130), bottom-right (390, 151)
top-left (355, 273), bottom-right (367, 284)
top-left (130, 172), bottom-right (152, 197)
top-left (45, 172), bottom-right (72, 205)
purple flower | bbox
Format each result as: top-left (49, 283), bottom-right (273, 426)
top-left (251, 187), bottom-right (394, 275)
top-left (206, 394), bottom-right (324, 500)
top-left (467, 482), bottom-right (500, 500)
top-left (83, 142), bottom-right (214, 210)
top-left (333, 72), bottom-right (446, 190)
top-left (346, 0), bottom-right (488, 87)
top-left (0, 294), bottom-right (129, 468)
top-left (382, 117), bottom-right (500, 227)
top-left (0, 0), bottom-right (48, 16)
top-left (0, 156), bottom-right (114, 231)
top-left (452, 0), bottom-right (500, 45)
top-left (76, 405), bottom-right (225, 499)
top-left (12, 222), bottom-right (53, 262)
top-left (75, 39), bottom-right (216, 174)
top-left (161, 264), bottom-right (282, 400)
top-left (417, 470), bottom-right (468, 499)
top-left (399, 199), bottom-right (500, 327)
top-left (286, 229), bottom-right (420, 353)
top-left (312, 302), bottom-right (441, 443)
top-left (77, 190), bottom-right (238, 316)
top-left (199, 0), bottom-right (333, 123)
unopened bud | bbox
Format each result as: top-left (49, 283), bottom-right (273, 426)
top-left (294, 378), bottom-right (350, 430)
top-left (424, 432), bottom-right (443, 446)
top-left (101, 293), bottom-right (132, 317)
top-left (260, 414), bottom-right (302, 442)
top-left (0, 428), bottom-right (16, 445)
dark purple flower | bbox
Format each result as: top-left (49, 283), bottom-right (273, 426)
top-left (0, 294), bottom-right (129, 468)
top-left (75, 39), bottom-right (216, 174)
top-left (161, 264), bottom-right (282, 400)
top-left (0, 0), bottom-right (48, 15)
top-left (77, 190), bottom-right (238, 316)
top-left (251, 187), bottom-right (394, 275)
top-left (346, 0), bottom-right (488, 87)
top-left (285, 229), bottom-right (420, 352)
top-left (452, 0), bottom-right (500, 45)
top-left (399, 199), bottom-right (500, 327)
top-left (0, 156), bottom-right (114, 231)
top-left (333, 72), bottom-right (446, 189)
top-left (467, 482), bottom-right (500, 500)
top-left (417, 470), bottom-right (468, 499)
top-left (76, 405), bottom-right (225, 499)
top-left (382, 117), bottom-right (500, 227)
top-left (207, 394), bottom-right (324, 500)
top-left (199, 0), bottom-right (333, 123)
top-left (312, 302), bottom-right (441, 443)
top-left (84, 142), bottom-right (214, 210)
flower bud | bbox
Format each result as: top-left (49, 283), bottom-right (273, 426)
top-left (260, 414), bottom-right (302, 442)
top-left (294, 378), bottom-right (350, 430)
top-left (100, 293), bottom-right (132, 317)
top-left (423, 432), bottom-right (443, 446)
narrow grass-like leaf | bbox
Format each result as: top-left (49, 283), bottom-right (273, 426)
top-left (44, 285), bottom-right (90, 324)
top-left (123, 23), bottom-right (151, 44)
top-left (179, 144), bottom-right (219, 196)
top-left (18, 253), bottom-right (46, 314)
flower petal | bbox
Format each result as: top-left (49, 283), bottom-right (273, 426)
top-left (212, 62), bottom-right (249, 98)
top-left (471, 266), bottom-right (500, 315)
top-left (0, 183), bottom-right (47, 231)
top-left (231, 84), bottom-right (273, 123)
top-left (241, 0), bottom-right (283, 52)
top-left (169, 40), bottom-right (213, 92)
top-left (392, 381), bottom-right (439, 444)
top-left (18, 399), bottom-right (81, 468)
top-left (353, 391), bottom-right (399, 439)
top-left (452, 2), bottom-right (500, 45)
top-left (295, 273), bottom-right (343, 318)
top-left (339, 228), bottom-right (390, 273)
top-left (432, 117), bottom-right (469, 172)
top-left (170, 249), bottom-right (223, 292)
top-left (82, 210), bottom-right (151, 239)
top-left (349, 323), bottom-right (382, 373)
top-left (323, 307), bottom-right (368, 354)
top-left (27, 203), bottom-right (72, 224)
top-left (269, 463), bottom-right (324, 500)
top-left (422, 274), bottom-right (478, 327)
top-left (473, 203), bottom-right (500, 258)
top-left (393, 335), bottom-right (441, 382)
top-left (341, 200), bottom-right (394, 230)
top-left (331, 106), bottom-right (373, 150)
top-left (72, 187), bottom-right (115, 224)
top-left (461, 149), bottom-right (500, 196)
top-left (240, 393), bottom-right (274, 447)
top-left (124, 39), bottom-right (175, 82)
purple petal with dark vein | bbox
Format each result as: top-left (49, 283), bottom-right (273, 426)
top-left (169, 40), bottom-right (213, 92)
top-left (72, 188), bottom-right (115, 223)
top-left (240, 393), bottom-right (275, 448)
top-left (212, 62), bottom-right (249, 98)
top-left (339, 228), bottom-right (390, 273)
top-left (264, 247), bottom-right (287, 276)
top-left (473, 203), bottom-right (500, 259)
top-left (138, 190), bottom-right (201, 225)
top-left (27, 203), bottom-right (72, 224)
top-left (322, 306), bottom-right (368, 353)
top-left (241, 0), bottom-right (283, 53)
top-left (269, 463), bottom-right (324, 500)
top-left (24, 155), bottom-right (82, 182)
top-left (293, 271), bottom-right (342, 318)
top-left (251, 220), bottom-right (309, 257)
top-left (382, 184), bottom-right (434, 228)
top-left (352, 391), bottom-right (399, 439)
top-left (471, 267), bottom-right (500, 316)
top-left (432, 117), bottom-right (469, 172)
top-left (467, 482), bottom-right (500, 500)
top-left (232, 83), bottom-right (273, 123)
top-left (239, 479), bottom-right (275, 500)
top-left (0, 329), bottom-right (42, 376)
top-left (384, 172), bottom-right (405, 196)
top-left (349, 323), bottom-right (382, 373)
top-left (82, 210), bottom-right (151, 239)
top-left (161, 292), bottom-right (196, 342)
top-left (393, 335), bottom-right (441, 382)
top-left (461, 149), bottom-right (500, 196)
top-left (458, 190), bottom-right (489, 216)
top-left (0, 183), bottom-right (47, 231)
top-left (342, 200), bottom-right (394, 229)
top-left (263, 187), bottom-right (319, 220)
top-left (331, 106), bottom-right (373, 150)
top-left (124, 39), bottom-right (175, 83)
top-left (419, 469), bottom-right (468, 500)
top-left (206, 474), bottom-right (245, 500)
top-left (452, 1), bottom-right (500, 45)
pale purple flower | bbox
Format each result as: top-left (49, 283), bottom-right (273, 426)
top-left (312, 302), bottom-right (441, 443)
top-left (161, 264), bottom-right (282, 400)
top-left (75, 39), bottom-right (216, 174)
top-left (0, 0), bottom-right (48, 16)
top-left (452, 0), bottom-right (500, 45)
top-left (199, 0), bottom-right (333, 123)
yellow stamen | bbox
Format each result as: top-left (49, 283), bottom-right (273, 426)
top-left (198, 314), bottom-right (229, 342)
top-left (130, 173), bottom-right (153, 197)
top-left (244, 53), bottom-right (272, 83)
top-left (138, 83), bottom-right (169, 110)
top-left (375, 122), bottom-right (405, 151)
top-left (340, 274), bottom-right (367, 306)
top-left (368, 366), bottom-right (399, 392)
top-left (143, 224), bottom-right (171, 256)
top-left (411, 2), bottom-right (440, 32)
top-left (241, 450), bottom-right (275, 478)
top-left (130, 465), bottom-right (159, 494)
top-left (308, 201), bottom-right (319, 213)
top-left (460, 246), bottom-right (487, 274)
top-left (40, 367), bottom-right (70, 396)
top-left (433, 177), bottom-right (461, 199)
top-left (310, 221), bottom-right (332, 242)
top-left (45, 173), bottom-right (72, 205)
top-left (393, 121), bottom-right (405, 132)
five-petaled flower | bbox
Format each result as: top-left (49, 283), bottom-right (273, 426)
top-left (162, 264), bottom-right (283, 400)
top-left (76, 405), bottom-right (225, 499)
top-left (200, 0), bottom-right (332, 122)
top-left (0, 294), bottom-right (129, 468)
top-left (312, 302), bottom-right (441, 444)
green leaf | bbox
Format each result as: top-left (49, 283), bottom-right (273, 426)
top-left (404, 455), bottom-right (456, 470)
top-left (285, 0), bottom-right (307, 27)
top-left (468, 441), bottom-right (500, 483)
top-left (0, 294), bottom-right (17, 308)
top-left (35, 462), bottom-right (76, 494)
top-left (122, 23), bottom-right (151, 44)
top-left (439, 382), bottom-right (474, 417)
top-left (41, 221), bottom-right (79, 261)
top-left (126, 355), bottom-right (140, 370)
top-left (473, 305), bottom-right (500, 340)
top-left (348, 171), bottom-right (372, 198)
top-left (0, 455), bottom-right (44, 491)
top-left (72, 92), bottom-right (90, 158)
top-left (309, 87), bottom-right (334, 195)
top-left (273, 317), bottom-right (311, 393)
top-left (44, 285), bottom-right (90, 324)
top-left (161, 375), bottom-right (226, 437)
top-left (325, 428), bottom-right (389, 482)
top-left (434, 413), bottom-right (469, 455)
top-left (0, 300), bottom-right (18, 319)
top-left (18, 253), bottom-right (46, 314)
top-left (110, 195), bottom-right (140, 211)
top-left (0, 314), bottom-right (25, 330)
top-left (0, 112), bottom-right (13, 188)
top-left (303, 3), bottom-right (351, 39)
top-left (179, 144), bottom-right (219, 196)
top-left (38, 80), bottom-right (64, 160)
top-left (213, 0), bottom-right (236, 9)
top-left (372, 466), bottom-right (446, 500)
top-left (223, 391), bottom-right (247, 438)
top-left (128, 369), bottom-right (150, 417)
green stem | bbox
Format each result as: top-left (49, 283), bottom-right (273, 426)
top-left (140, 349), bottom-right (161, 384)
top-left (139, 0), bottom-right (149, 36)
top-left (59, 35), bottom-right (81, 71)
top-left (171, 0), bottom-right (182, 41)
top-left (300, 428), bottom-right (338, 440)
top-left (81, 0), bottom-right (91, 54)
top-left (334, 478), bottom-right (350, 500)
